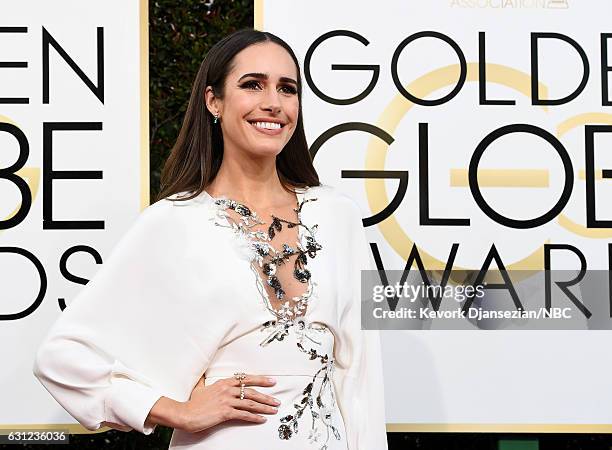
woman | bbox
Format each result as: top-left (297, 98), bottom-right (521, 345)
top-left (32, 28), bottom-right (387, 450)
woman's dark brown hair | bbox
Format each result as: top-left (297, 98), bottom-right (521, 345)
top-left (156, 28), bottom-right (320, 203)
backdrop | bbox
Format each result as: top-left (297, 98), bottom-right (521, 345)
top-left (0, 0), bottom-right (148, 433)
top-left (3, 0), bottom-right (612, 438)
top-left (256, 0), bottom-right (612, 432)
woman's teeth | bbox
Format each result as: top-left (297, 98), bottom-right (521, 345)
top-left (252, 121), bottom-right (282, 130)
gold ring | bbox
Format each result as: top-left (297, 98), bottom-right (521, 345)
top-left (234, 372), bottom-right (246, 399)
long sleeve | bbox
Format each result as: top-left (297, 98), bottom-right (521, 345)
top-left (32, 200), bottom-right (213, 435)
top-left (333, 196), bottom-right (388, 450)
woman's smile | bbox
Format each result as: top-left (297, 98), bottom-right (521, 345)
top-left (247, 119), bottom-right (287, 136)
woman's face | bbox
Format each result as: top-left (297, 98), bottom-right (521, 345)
top-left (206, 42), bottom-right (300, 159)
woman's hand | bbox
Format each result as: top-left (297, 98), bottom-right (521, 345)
top-left (178, 374), bottom-right (281, 434)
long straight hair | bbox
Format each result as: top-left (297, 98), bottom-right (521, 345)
top-left (156, 29), bottom-right (320, 203)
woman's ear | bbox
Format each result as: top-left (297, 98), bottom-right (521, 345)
top-left (204, 86), bottom-right (218, 116)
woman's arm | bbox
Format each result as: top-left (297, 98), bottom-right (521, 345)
top-left (32, 200), bottom-right (279, 435)
top-left (32, 202), bottom-right (205, 435)
top-left (33, 335), bottom-right (166, 434)
top-left (333, 196), bottom-right (388, 450)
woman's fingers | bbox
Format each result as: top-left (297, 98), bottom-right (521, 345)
top-left (226, 408), bottom-right (267, 423)
top-left (228, 374), bottom-right (277, 388)
top-left (230, 397), bottom-right (279, 415)
top-left (231, 387), bottom-right (280, 407)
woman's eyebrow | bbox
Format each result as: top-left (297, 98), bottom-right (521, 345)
top-left (237, 72), bottom-right (297, 86)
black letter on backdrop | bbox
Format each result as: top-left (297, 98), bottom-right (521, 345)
top-left (469, 124), bottom-right (573, 229)
top-left (0, 123), bottom-right (31, 229)
top-left (0, 27), bottom-right (28, 104)
top-left (392, 31), bottom-right (467, 106)
top-left (304, 30), bottom-right (379, 105)
top-left (42, 26), bottom-right (104, 104)
top-left (58, 245), bottom-right (103, 310)
top-left (544, 244), bottom-right (591, 318)
top-left (310, 122), bottom-right (407, 227)
top-left (419, 123), bottom-right (470, 226)
top-left (601, 34), bottom-right (612, 106)
top-left (461, 244), bottom-right (523, 313)
top-left (43, 122), bottom-right (104, 230)
top-left (0, 247), bottom-right (46, 320)
top-left (531, 32), bottom-right (589, 106)
top-left (585, 125), bottom-right (612, 228)
top-left (479, 31), bottom-right (515, 106)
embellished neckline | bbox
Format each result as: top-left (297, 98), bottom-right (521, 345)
top-left (204, 186), bottom-right (322, 325)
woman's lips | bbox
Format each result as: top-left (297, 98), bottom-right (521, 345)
top-left (248, 121), bottom-right (284, 136)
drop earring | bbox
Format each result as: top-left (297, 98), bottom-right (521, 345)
top-left (213, 113), bottom-right (219, 124)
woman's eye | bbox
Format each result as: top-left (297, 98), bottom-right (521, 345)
top-left (280, 85), bottom-right (297, 95)
top-left (241, 81), bottom-right (297, 95)
top-left (241, 80), bottom-right (261, 90)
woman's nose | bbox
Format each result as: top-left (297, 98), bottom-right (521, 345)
top-left (261, 89), bottom-right (282, 114)
top-left (263, 104), bottom-right (281, 114)
top-left (260, 103), bottom-right (281, 115)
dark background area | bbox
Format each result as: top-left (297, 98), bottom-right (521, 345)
top-left (6, 0), bottom-right (612, 448)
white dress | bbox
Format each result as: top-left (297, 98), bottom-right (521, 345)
top-left (32, 183), bottom-right (388, 450)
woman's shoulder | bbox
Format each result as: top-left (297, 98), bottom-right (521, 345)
top-left (128, 190), bottom-right (215, 237)
top-left (155, 189), bottom-right (209, 207)
top-left (308, 183), bottom-right (364, 221)
top-left (146, 189), bottom-right (216, 214)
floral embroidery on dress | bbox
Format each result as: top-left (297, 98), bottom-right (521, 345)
top-left (261, 318), bottom-right (341, 447)
top-left (207, 189), bottom-right (342, 450)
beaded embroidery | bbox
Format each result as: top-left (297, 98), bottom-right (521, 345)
top-left (207, 189), bottom-right (342, 449)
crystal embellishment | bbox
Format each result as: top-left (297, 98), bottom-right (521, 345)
top-left (207, 189), bottom-right (342, 449)
top-left (209, 193), bottom-right (321, 320)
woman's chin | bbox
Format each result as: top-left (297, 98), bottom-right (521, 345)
top-left (245, 144), bottom-right (285, 158)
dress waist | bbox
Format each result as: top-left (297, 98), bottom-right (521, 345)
top-left (204, 371), bottom-right (330, 380)
top-left (203, 320), bottom-right (336, 381)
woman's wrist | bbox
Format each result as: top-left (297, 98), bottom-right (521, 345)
top-left (145, 396), bottom-right (189, 431)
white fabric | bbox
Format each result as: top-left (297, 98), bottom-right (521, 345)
top-left (32, 183), bottom-right (388, 450)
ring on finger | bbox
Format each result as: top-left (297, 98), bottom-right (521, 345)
top-left (233, 372), bottom-right (247, 400)
top-left (233, 372), bottom-right (246, 382)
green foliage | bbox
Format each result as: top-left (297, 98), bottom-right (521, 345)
top-left (149, 0), bottom-right (254, 202)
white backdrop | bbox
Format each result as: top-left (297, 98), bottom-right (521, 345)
top-left (257, 0), bottom-right (612, 432)
top-left (3, 0), bottom-right (612, 435)
top-left (0, 0), bottom-right (147, 432)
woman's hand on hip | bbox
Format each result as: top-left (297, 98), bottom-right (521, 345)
top-left (178, 374), bottom-right (281, 433)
